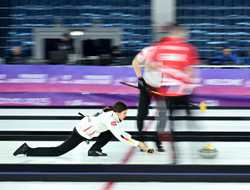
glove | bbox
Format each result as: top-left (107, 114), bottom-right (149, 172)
top-left (138, 142), bottom-right (148, 152)
top-left (138, 77), bottom-right (147, 89)
top-left (138, 142), bottom-right (154, 154)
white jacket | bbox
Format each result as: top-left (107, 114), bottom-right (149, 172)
top-left (76, 111), bottom-right (139, 147)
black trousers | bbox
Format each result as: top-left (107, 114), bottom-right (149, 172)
top-left (137, 84), bottom-right (191, 148)
top-left (165, 95), bottom-right (191, 135)
top-left (164, 95), bottom-right (191, 163)
top-left (26, 128), bottom-right (113, 156)
top-left (137, 86), bottom-right (162, 148)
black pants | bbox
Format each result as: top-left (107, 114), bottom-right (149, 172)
top-left (157, 95), bottom-right (191, 138)
top-left (137, 84), bottom-right (191, 148)
top-left (137, 86), bottom-right (162, 148)
top-left (26, 128), bottom-right (113, 156)
top-left (165, 95), bottom-right (191, 163)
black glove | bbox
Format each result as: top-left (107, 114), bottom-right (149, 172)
top-left (138, 77), bottom-right (147, 89)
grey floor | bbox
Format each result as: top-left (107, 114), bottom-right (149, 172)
top-left (0, 108), bottom-right (250, 189)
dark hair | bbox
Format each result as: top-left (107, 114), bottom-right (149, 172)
top-left (103, 101), bottom-right (128, 113)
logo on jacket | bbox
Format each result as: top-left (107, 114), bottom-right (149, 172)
top-left (111, 121), bottom-right (117, 126)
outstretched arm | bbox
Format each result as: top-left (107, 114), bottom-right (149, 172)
top-left (106, 120), bottom-right (152, 152)
top-left (107, 121), bottom-right (139, 147)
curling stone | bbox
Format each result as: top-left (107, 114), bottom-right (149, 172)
top-left (199, 144), bottom-right (218, 159)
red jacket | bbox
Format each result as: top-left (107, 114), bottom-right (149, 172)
top-left (153, 37), bottom-right (199, 69)
top-left (138, 37), bottom-right (199, 96)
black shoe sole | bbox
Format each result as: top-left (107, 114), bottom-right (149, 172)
top-left (88, 151), bottom-right (107, 156)
top-left (13, 143), bottom-right (29, 156)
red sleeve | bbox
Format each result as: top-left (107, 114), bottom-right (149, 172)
top-left (188, 45), bottom-right (199, 65)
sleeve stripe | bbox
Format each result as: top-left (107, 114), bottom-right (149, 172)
top-left (83, 126), bottom-right (91, 132)
top-left (121, 135), bottom-right (129, 141)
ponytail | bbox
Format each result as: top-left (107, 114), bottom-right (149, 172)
top-left (103, 101), bottom-right (128, 113)
top-left (103, 106), bottom-right (113, 112)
